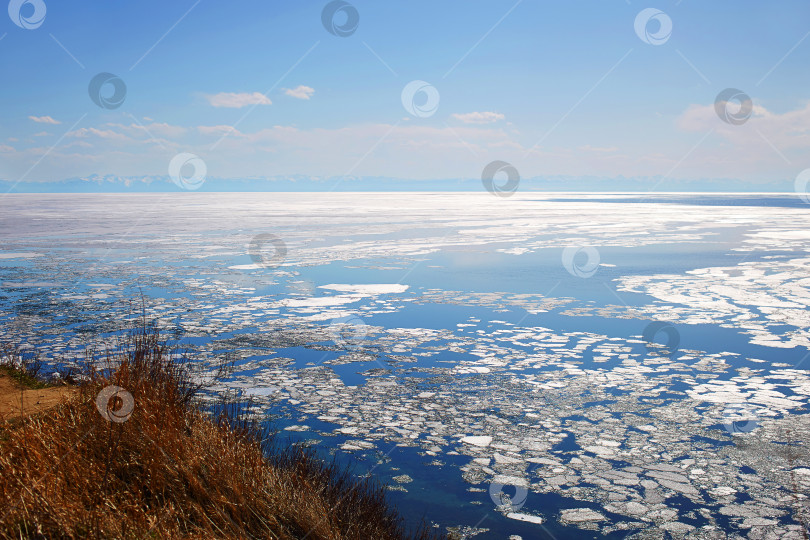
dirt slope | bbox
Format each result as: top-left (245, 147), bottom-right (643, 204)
top-left (0, 371), bottom-right (75, 421)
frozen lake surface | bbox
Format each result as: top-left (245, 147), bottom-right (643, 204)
top-left (1, 192), bottom-right (809, 538)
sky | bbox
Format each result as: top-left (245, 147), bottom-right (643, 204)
top-left (1, 0), bottom-right (809, 191)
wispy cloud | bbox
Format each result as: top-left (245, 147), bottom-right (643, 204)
top-left (14, 97), bottom-right (809, 183)
top-left (197, 125), bottom-right (241, 136)
top-left (284, 85), bottom-right (315, 100)
top-left (205, 92), bottom-right (272, 108)
top-left (451, 111), bottom-right (504, 124)
top-left (579, 145), bottom-right (619, 153)
top-left (677, 101), bottom-right (810, 149)
top-left (68, 127), bottom-right (132, 141)
top-left (111, 121), bottom-right (188, 139)
top-left (666, 100), bottom-right (810, 177)
top-left (29, 115), bottom-right (61, 125)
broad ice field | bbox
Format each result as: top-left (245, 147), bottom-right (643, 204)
top-left (1, 192), bottom-right (809, 539)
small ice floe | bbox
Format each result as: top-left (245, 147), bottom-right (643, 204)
top-left (505, 513), bottom-right (543, 524)
top-left (461, 436), bottom-right (492, 448)
top-left (560, 508), bottom-right (606, 523)
top-left (340, 440), bottom-right (374, 451)
top-left (710, 486), bottom-right (736, 497)
top-left (493, 453), bottom-right (522, 465)
top-left (740, 518), bottom-right (778, 528)
top-left (243, 386), bottom-right (280, 397)
top-left (498, 247), bottom-right (529, 255)
top-left (392, 474), bottom-right (412, 484)
top-left (281, 296), bottom-right (364, 308)
top-left (582, 439), bottom-right (622, 458)
top-left (661, 522), bottom-right (696, 533)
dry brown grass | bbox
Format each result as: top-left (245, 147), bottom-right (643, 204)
top-left (0, 329), bottom-right (443, 539)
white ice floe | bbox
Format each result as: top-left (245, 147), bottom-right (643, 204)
top-left (0, 252), bottom-right (43, 259)
top-left (461, 436), bottom-right (493, 447)
top-left (318, 284), bottom-right (409, 294)
top-left (560, 508), bottom-right (606, 523)
top-left (505, 513), bottom-right (543, 524)
top-left (617, 258), bottom-right (810, 348)
top-left (279, 295), bottom-right (364, 308)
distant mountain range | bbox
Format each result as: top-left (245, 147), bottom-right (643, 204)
top-left (0, 174), bottom-right (796, 193)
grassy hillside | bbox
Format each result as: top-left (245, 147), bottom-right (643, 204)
top-left (0, 328), bottom-right (443, 539)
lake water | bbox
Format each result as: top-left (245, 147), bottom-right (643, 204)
top-left (1, 192), bottom-right (809, 538)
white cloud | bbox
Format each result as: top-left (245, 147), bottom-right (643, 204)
top-left (451, 111), bottom-right (504, 124)
top-left (284, 85), bottom-right (315, 100)
top-left (673, 101), bottom-right (810, 178)
top-left (205, 92), bottom-right (272, 108)
top-left (17, 100), bottom-right (810, 184)
top-left (63, 140), bottom-right (93, 149)
top-left (65, 123), bottom-right (184, 150)
top-left (677, 101), bottom-right (810, 149)
top-left (29, 115), bottom-right (61, 125)
top-left (579, 145), bottom-right (619, 153)
top-left (109, 122), bottom-right (187, 139)
top-left (197, 125), bottom-right (242, 137)
top-left (68, 127), bottom-right (131, 141)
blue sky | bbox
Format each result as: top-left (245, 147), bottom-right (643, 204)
top-left (1, 0), bottom-right (809, 190)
